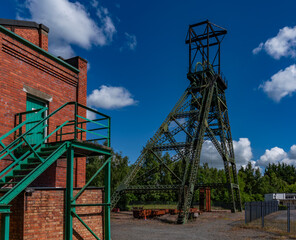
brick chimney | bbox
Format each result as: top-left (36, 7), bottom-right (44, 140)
top-left (0, 18), bottom-right (49, 51)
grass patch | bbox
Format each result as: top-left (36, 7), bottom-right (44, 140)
top-left (243, 219), bottom-right (296, 239)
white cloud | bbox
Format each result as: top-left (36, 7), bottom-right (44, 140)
top-left (188, 137), bottom-right (296, 170)
top-left (120, 32), bottom-right (137, 51)
top-left (253, 26), bottom-right (296, 59)
top-left (50, 41), bottom-right (74, 59)
top-left (289, 145), bottom-right (296, 159)
top-left (200, 138), bottom-right (253, 169)
top-left (201, 140), bottom-right (221, 167)
top-left (260, 64), bottom-right (296, 102)
top-left (233, 138), bottom-right (253, 167)
top-left (91, 0), bottom-right (99, 8)
top-left (87, 110), bottom-right (96, 120)
top-left (252, 43), bottom-right (263, 55)
top-left (256, 147), bottom-right (287, 167)
top-left (197, 137), bottom-right (296, 170)
top-left (20, 0), bottom-right (116, 57)
top-left (96, 7), bottom-right (116, 42)
top-left (124, 32), bottom-right (137, 50)
top-left (256, 145), bottom-right (296, 167)
top-left (87, 85), bottom-right (138, 109)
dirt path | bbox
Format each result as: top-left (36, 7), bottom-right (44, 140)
top-left (111, 211), bottom-right (292, 240)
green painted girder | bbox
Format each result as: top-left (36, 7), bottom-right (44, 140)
top-left (71, 141), bottom-right (111, 156)
top-left (152, 142), bottom-right (190, 151)
top-left (173, 110), bottom-right (199, 119)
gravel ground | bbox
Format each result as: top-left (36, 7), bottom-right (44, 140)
top-left (111, 211), bottom-right (292, 240)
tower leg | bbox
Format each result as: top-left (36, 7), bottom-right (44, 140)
top-left (1, 213), bottom-right (10, 240)
top-left (65, 147), bottom-right (74, 240)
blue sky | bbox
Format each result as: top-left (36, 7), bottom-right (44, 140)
top-left (2, 0), bottom-right (296, 169)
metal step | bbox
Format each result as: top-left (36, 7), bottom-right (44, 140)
top-left (13, 168), bottom-right (35, 172)
top-left (19, 162), bottom-right (40, 168)
top-left (0, 188), bottom-right (11, 192)
top-left (27, 158), bottom-right (41, 163)
top-left (40, 145), bottom-right (61, 151)
top-left (6, 175), bottom-right (26, 181)
top-left (13, 169), bottom-right (34, 175)
top-left (0, 182), bottom-right (19, 186)
top-left (38, 150), bottom-right (56, 156)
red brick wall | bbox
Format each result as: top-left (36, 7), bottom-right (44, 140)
top-left (73, 188), bottom-right (104, 239)
top-left (4, 26), bottom-right (48, 51)
top-left (0, 188), bottom-right (104, 240)
top-left (0, 27), bottom-right (87, 187)
top-left (9, 193), bottom-right (24, 240)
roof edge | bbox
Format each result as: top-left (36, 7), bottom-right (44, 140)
top-left (0, 24), bottom-right (79, 74)
top-left (0, 18), bottom-right (49, 33)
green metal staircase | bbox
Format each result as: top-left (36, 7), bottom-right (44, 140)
top-left (0, 102), bottom-right (112, 240)
top-left (0, 142), bottom-right (68, 205)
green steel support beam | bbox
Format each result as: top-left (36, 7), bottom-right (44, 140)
top-left (72, 211), bottom-right (101, 240)
top-left (71, 142), bottom-right (111, 156)
top-left (72, 157), bottom-right (111, 202)
top-left (0, 213), bottom-right (10, 240)
top-left (65, 146), bottom-right (74, 240)
top-left (104, 157), bottom-right (111, 240)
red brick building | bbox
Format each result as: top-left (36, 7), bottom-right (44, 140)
top-left (0, 18), bottom-right (87, 188)
top-left (0, 18), bottom-right (109, 239)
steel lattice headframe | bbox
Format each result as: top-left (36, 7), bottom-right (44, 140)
top-left (111, 20), bottom-right (242, 224)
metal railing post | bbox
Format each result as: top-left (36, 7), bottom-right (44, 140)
top-left (108, 118), bottom-right (111, 147)
top-left (65, 146), bottom-right (74, 240)
top-left (104, 157), bottom-right (111, 240)
top-left (1, 212), bottom-right (10, 240)
top-left (74, 102), bottom-right (78, 140)
top-left (19, 114), bottom-right (22, 136)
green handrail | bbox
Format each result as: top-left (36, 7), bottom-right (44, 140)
top-left (0, 107), bottom-right (47, 142)
top-left (0, 120), bottom-right (70, 179)
top-left (55, 104), bottom-right (110, 147)
top-left (0, 102), bottom-right (110, 182)
top-left (0, 101), bottom-right (110, 168)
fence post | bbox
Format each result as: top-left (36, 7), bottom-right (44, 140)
top-left (261, 201), bottom-right (264, 228)
top-left (250, 202), bottom-right (252, 222)
top-left (245, 203), bottom-right (247, 224)
top-left (287, 203), bottom-right (290, 233)
top-left (258, 202), bottom-right (260, 219)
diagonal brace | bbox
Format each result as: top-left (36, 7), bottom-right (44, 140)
top-left (149, 149), bottom-right (182, 183)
